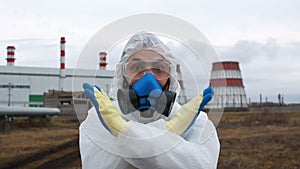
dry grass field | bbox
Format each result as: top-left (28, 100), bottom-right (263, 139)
top-left (0, 111), bottom-right (299, 169)
top-left (0, 118), bottom-right (80, 169)
top-left (217, 111), bottom-right (300, 169)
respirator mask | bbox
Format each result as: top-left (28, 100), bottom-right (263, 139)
top-left (117, 70), bottom-right (176, 121)
top-left (114, 32), bottom-right (179, 122)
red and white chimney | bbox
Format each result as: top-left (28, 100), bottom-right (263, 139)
top-left (176, 64), bottom-right (187, 105)
top-left (59, 37), bottom-right (66, 91)
top-left (99, 52), bottom-right (107, 70)
top-left (6, 46), bottom-right (16, 66)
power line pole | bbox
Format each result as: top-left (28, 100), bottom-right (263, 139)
top-left (8, 82), bottom-right (12, 106)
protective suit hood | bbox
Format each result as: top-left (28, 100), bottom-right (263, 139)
top-left (110, 32), bottom-right (180, 122)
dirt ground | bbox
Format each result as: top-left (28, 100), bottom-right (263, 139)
top-left (216, 111), bottom-right (300, 169)
top-left (1, 111), bottom-right (299, 169)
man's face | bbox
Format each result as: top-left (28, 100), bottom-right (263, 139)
top-left (124, 50), bottom-right (171, 87)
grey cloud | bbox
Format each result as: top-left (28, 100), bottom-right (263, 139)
top-left (215, 39), bottom-right (300, 103)
top-left (218, 38), bottom-right (279, 64)
top-left (282, 41), bottom-right (300, 59)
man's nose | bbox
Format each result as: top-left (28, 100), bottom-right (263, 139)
top-left (143, 68), bottom-right (154, 75)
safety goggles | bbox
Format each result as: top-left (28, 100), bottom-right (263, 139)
top-left (123, 60), bottom-right (171, 80)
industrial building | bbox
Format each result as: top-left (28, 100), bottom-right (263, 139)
top-left (0, 37), bottom-right (114, 109)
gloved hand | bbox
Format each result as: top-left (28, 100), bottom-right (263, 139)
top-left (83, 83), bottom-right (213, 137)
top-left (83, 83), bottom-right (127, 136)
top-left (165, 87), bottom-right (213, 136)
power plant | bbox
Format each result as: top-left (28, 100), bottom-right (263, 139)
top-left (0, 37), bottom-right (114, 110)
top-left (1, 37), bottom-right (254, 116)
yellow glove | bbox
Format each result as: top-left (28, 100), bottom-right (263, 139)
top-left (83, 83), bottom-right (127, 136)
top-left (165, 87), bottom-right (213, 135)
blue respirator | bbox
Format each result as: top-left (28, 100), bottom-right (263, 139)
top-left (117, 73), bottom-right (176, 118)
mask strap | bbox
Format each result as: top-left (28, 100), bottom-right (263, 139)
top-left (122, 75), bottom-right (130, 88)
top-left (162, 78), bottom-right (170, 91)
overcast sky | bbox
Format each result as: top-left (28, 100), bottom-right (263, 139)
top-left (0, 0), bottom-right (299, 103)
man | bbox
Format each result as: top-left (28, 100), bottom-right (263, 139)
top-left (80, 32), bottom-right (220, 169)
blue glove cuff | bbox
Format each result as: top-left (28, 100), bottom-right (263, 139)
top-left (83, 83), bottom-right (111, 133)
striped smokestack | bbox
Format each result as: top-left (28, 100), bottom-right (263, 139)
top-left (6, 46), bottom-right (16, 66)
top-left (99, 52), bottom-right (107, 70)
top-left (176, 64), bottom-right (187, 105)
top-left (59, 37), bottom-right (66, 91)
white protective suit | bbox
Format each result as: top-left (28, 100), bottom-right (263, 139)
top-left (79, 32), bottom-right (220, 169)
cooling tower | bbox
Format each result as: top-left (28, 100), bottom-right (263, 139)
top-left (209, 61), bottom-right (248, 110)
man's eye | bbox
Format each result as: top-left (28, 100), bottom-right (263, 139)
top-left (152, 68), bottom-right (162, 74)
top-left (134, 65), bottom-right (144, 71)
top-left (154, 63), bottom-right (168, 71)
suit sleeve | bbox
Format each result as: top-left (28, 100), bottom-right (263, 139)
top-left (80, 106), bottom-right (220, 169)
top-left (79, 108), bottom-right (136, 169)
top-left (123, 112), bottom-right (220, 169)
